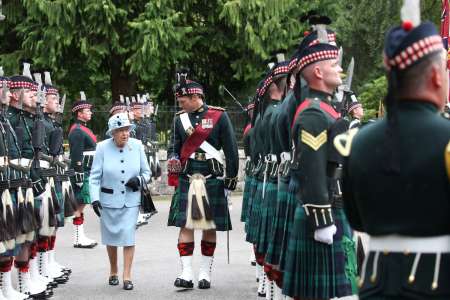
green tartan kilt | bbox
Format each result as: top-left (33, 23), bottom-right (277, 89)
top-left (244, 176), bottom-right (258, 232)
top-left (54, 182), bottom-right (65, 228)
top-left (278, 180), bottom-right (299, 271)
top-left (282, 205), bottom-right (357, 299)
top-left (255, 181), bottom-right (277, 254)
top-left (245, 179), bottom-right (263, 244)
top-left (167, 160), bottom-right (232, 231)
top-left (73, 172), bottom-right (91, 205)
top-left (240, 175), bottom-right (254, 223)
top-left (265, 177), bottom-right (290, 265)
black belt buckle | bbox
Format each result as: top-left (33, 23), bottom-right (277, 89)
top-left (194, 152), bottom-right (206, 161)
top-left (101, 187), bottom-right (113, 194)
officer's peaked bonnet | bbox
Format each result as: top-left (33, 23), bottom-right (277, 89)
top-left (72, 91), bottom-right (93, 113)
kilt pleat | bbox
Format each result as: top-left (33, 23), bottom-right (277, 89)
top-left (167, 160), bottom-right (232, 231)
top-left (282, 206), bottom-right (356, 299)
top-left (278, 182), bottom-right (298, 271)
top-left (245, 179), bottom-right (263, 244)
top-left (240, 175), bottom-right (254, 223)
top-left (265, 177), bottom-right (290, 265)
top-left (255, 181), bottom-right (277, 254)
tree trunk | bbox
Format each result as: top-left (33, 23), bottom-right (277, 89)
top-left (110, 54), bottom-right (137, 103)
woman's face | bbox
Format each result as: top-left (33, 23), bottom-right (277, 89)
top-left (112, 127), bottom-right (130, 147)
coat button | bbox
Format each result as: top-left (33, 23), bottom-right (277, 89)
top-left (121, 160), bottom-right (124, 163)
top-left (120, 150), bottom-right (123, 153)
top-left (121, 191), bottom-right (124, 194)
top-left (121, 170), bottom-right (124, 173)
top-left (121, 181), bottom-right (124, 184)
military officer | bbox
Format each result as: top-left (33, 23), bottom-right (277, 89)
top-left (68, 92), bottom-right (97, 248)
top-left (167, 77), bottom-right (238, 290)
top-left (339, 6), bottom-right (450, 300)
top-left (282, 31), bottom-right (357, 299)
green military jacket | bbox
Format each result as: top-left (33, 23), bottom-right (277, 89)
top-left (167, 103), bottom-right (239, 180)
top-left (291, 89), bottom-right (342, 231)
top-left (68, 119), bottom-right (97, 173)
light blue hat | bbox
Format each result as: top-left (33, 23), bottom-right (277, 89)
top-left (106, 112), bottom-right (135, 137)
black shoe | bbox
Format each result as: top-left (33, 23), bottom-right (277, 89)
top-left (123, 280), bottom-right (133, 290)
top-left (251, 261), bottom-right (256, 266)
top-left (54, 274), bottom-right (69, 284)
top-left (198, 279), bottom-right (210, 289)
top-left (258, 292), bottom-right (266, 297)
top-left (73, 242), bottom-right (97, 249)
top-left (174, 278), bottom-right (194, 289)
top-left (47, 281), bottom-right (57, 288)
top-left (109, 275), bottom-right (119, 286)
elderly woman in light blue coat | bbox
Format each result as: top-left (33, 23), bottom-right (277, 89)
top-left (89, 112), bottom-right (151, 291)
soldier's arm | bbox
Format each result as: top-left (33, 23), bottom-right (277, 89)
top-left (276, 110), bottom-right (290, 153)
top-left (219, 112), bottom-right (239, 190)
top-left (295, 108), bottom-right (333, 230)
top-left (69, 129), bottom-right (84, 172)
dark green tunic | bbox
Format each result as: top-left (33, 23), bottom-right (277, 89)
top-left (343, 101), bottom-right (450, 299)
top-left (68, 119), bottom-right (97, 204)
top-left (167, 104), bottom-right (238, 231)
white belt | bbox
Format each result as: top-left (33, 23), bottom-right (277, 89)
top-left (369, 235), bottom-right (450, 253)
top-left (38, 160), bottom-right (50, 169)
top-left (189, 152), bottom-right (214, 160)
top-left (10, 158), bottom-right (32, 168)
top-left (83, 151), bottom-right (96, 156)
top-left (280, 152), bottom-right (291, 163)
top-left (0, 156), bottom-right (8, 167)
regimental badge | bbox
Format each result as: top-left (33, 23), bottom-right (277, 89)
top-left (202, 118), bottom-right (213, 129)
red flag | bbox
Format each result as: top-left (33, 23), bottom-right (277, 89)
top-left (441, 0), bottom-right (450, 68)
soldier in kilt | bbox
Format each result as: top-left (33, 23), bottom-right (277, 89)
top-left (41, 72), bottom-right (73, 281)
top-left (3, 66), bottom-right (56, 298)
top-left (339, 7), bottom-right (450, 299)
top-left (167, 77), bottom-right (238, 290)
top-left (68, 93), bottom-right (97, 248)
top-left (282, 33), bottom-right (357, 299)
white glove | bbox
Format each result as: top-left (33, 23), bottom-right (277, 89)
top-left (314, 225), bottom-right (337, 245)
top-left (224, 189), bottom-right (232, 210)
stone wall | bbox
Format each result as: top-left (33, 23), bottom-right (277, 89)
top-left (153, 149), bottom-right (247, 195)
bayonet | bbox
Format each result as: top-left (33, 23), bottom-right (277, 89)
top-left (343, 57), bottom-right (354, 92)
top-left (337, 47), bottom-right (343, 68)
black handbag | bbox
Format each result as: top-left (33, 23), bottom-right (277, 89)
top-left (140, 176), bottom-right (157, 215)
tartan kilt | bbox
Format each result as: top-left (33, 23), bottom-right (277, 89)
top-left (245, 179), bottom-right (263, 244)
top-left (278, 180), bottom-right (299, 271)
top-left (265, 177), bottom-right (290, 265)
top-left (167, 160), bottom-right (232, 231)
top-left (73, 172), bottom-right (91, 205)
top-left (282, 206), bottom-right (356, 299)
top-left (54, 182), bottom-right (65, 228)
top-left (255, 181), bottom-right (277, 254)
top-left (244, 176), bottom-right (259, 232)
top-left (240, 175), bottom-right (254, 223)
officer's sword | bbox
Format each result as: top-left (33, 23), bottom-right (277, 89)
top-left (220, 85), bottom-right (246, 112)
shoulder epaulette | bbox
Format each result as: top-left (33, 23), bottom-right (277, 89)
top-left (176, 110), bottom-right (185, 116)
top-left (208, 105), bottom-right (225, 111)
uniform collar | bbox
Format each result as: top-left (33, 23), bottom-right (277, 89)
top-left (75, 118), bottom-right (88, 126)
top-left (309, 89), bottom-right (334, 104)
top-left (193, 103), bottom-right (207, 113)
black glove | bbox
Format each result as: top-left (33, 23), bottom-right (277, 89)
top-left (92, 201), bottom-right (102, 217)
top-left (125, 176), bottom-right (140, 192)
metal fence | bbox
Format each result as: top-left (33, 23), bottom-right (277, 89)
top-left (64, 106), bottom-right (248, 148)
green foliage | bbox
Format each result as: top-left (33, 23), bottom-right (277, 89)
top-left (359, 76), bottom-right (387, 120)
top-left (0, 0), bottom-right (445, 134)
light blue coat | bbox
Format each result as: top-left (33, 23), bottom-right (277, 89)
top-left (89, 138), bottom-right (151, 208)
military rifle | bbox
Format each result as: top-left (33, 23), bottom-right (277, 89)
top-left (32, 73), bottom-right (47, 169)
